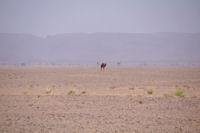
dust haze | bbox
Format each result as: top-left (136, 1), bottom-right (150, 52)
top-left (1, 1), bottom-right (200, 133)
top-left (1, 0), bottom-right (200, 65)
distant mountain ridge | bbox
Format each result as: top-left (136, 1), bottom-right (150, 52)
top-left (0, 32), bottom-right (200, 65)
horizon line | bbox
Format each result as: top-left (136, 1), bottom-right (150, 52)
top-left (1, 31), bottom-right (200, 38)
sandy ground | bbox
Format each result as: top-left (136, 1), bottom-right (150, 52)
top-left (0, 66), bottom-right (200, 132)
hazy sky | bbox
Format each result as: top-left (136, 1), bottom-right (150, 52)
top-left (0, 0), bottom-right (200, 36)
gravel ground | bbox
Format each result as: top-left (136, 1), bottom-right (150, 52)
top-left (0, 95), bottom-right (200, 133)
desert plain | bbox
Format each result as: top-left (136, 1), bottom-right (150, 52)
top-left (0, 66), bottom-right (200, 133)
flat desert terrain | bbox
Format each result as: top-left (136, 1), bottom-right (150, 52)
top-left (0, 66), bottom-right (200, 132)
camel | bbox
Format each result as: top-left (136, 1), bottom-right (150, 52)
top-left (100, 63), bottom-right (106, 71)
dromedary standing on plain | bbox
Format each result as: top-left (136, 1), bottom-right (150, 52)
top-left (100, 63), bottom-right (106, 71)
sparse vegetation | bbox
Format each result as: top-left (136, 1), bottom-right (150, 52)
top-left (146, 89), bottom-right (153, 95)
top-left (183, 85), bottom-right (190, 88)
top-left (137, 94), bottom-right (143, 97)
top-left (175, 88), bottom-right (184, 96)
top-left (29, 84), bottom-right (33, 88)
top-left (68, 90), bottom-right (76, 95)
top-left (129, 87), bottom-right (135, 90)
top-left (110, 86), bottom-right (116, 89)
top-left (63, 124), bottom-right (67, 128)
top-left (163, 93), bottom-right (172, 97)
top-left (45, 88), bottom-right (52, 94)
top-left (192, 95), bottom-right (197, 98)
top-left (139, 100), bottom-right (143, 104)
top-left (23, 91), bottom-right (28, 95)
top-left (81, 90), bottom-right (87, 94)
